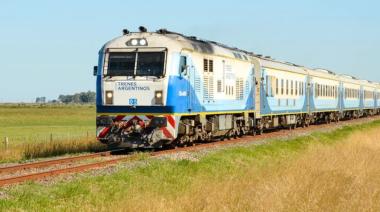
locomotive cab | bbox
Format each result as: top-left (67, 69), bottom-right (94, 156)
top-left (96, 31), bottom-right (177, 148)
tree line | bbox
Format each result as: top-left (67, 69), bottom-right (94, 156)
top-left (58, 91), bottom-right (96, 104)
top-left (35, 91), bottom-right (96, 104)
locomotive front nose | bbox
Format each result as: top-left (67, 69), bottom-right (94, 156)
top-left (102, 50), bottom-right (167, 107)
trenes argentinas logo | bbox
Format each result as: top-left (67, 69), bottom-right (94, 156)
top-left (116, 82), bottom-right (150, 91)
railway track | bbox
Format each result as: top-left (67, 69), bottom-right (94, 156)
top-left (0, 151), bottom-right (111, 174)
top-left (0, 116), bottom-right (378, 187)
top-left (0, 151), bottom-right (123, 186)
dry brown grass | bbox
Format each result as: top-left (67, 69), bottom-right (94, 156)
top-left (112, 128), bottom-right (380, 212)
top-left (2, 122), bottom-right (380, 211)
top-left (0, 137), bottom-right (106, 162)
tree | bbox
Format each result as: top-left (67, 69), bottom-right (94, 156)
top-left (57, 91), bottom-right (96, 104)
top-left (35, 97), bottom-right (46, 103)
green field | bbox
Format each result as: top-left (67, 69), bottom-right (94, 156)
top-left (0, 104), bottom-right (95, 143)
top-left (1, 119), bottom-right (380, 211)
top-left (0, 104), bottom-right (101, 161)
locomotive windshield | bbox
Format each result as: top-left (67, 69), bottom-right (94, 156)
top-left (107, 53), bottom-right (135, 76)
top-left (107, 52), bottom-right (165, 77)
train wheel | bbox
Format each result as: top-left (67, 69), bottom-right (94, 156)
top-left (257, 128), bottom-right (263, 135)
top-left (250, 129), bottom-right (256, 136)
top-left (328, 116), bottom-right (332, 124)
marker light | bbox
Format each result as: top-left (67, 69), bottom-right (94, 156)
top-left (107, 92), bottom-right (113, 98)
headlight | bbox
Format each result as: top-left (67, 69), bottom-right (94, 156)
top-left (155, 90), bottom-right (163, 105)
top-left (155, 91), bottom-right (162, 98)
top-left (139, 39), bottom-right (147, 45)
top-left (131, 39), bottom-right (138, 46)
top-left (105, 91), bottom-right (113, 105)
top-left (126, 38), bottom-right (148, 46)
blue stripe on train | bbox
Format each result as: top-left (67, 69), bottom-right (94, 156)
top-left (97, 105), bottom-right (176, 113)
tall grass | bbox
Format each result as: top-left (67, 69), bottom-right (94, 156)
top-left (2, 120), bottom-right (380, 211)
top-left (22, 138), bottom-right (106, 159)
top-left (0, 137), bottom-right (106, 162)
top-left (107, 122), bottom-right (380, 211)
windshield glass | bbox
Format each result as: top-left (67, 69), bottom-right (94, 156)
top-left (136, 52), bottom-right (165, 76)
top-left (107, 53), bottom-right (135, 76)
top-left (106, 52), bottom-right (165, 77)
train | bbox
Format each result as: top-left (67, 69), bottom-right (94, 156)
top-left (94, 26), bottom-right (380, 149)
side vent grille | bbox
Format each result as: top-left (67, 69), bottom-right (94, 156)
top-left (209, 60), bottom-right (213, 72)
top-left (194, 76), bottom-right (201, 94)
top-left (217, 80), bottom-right (222, 93)
top-left (203, 76), bottom-right (209, 101)
top-left (236, 78), bottom-right (244, 100)
top-left (203, 76), bottom-right (214, 102)
top-left (209, 76), bottom-right (214, 100)
top-left (203, 59), bottom-right (208, 72)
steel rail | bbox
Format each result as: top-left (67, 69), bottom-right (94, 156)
top-left (0, 157), bottom-right (125, 186)
top-left (0, 151), bottom-right (111, 174)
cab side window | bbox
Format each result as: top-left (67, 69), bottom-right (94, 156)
top-left (179, 56), bottom-right (187, 75)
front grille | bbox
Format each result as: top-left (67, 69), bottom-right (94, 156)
top-left (96, 116), bottom-right (113, 126)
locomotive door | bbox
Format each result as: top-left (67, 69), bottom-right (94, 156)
top-left (187, 64), bottom-right (195, 112)
top-left (180, 53), bottom-right (197, 112)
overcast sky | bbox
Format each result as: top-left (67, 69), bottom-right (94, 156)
top-left (0, 0), bottom-right (379, 102)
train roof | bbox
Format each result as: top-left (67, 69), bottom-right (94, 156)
top-left (155, 29), bottom-right (311, 75)
top-left (359, 79), bottom-right (377, 88)
top-left (258, 59), bottom-right (307, 75)
top-left (306, 68), bottom-right (339, 80)
top-left (337, 74), bottom-right (362, 85)
top-left (105, 27), bottom-right (378, 85)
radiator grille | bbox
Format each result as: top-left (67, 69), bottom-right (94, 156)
top-left (203, 76), bottom-right (214, 101)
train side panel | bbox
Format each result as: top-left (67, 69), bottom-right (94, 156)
top-left (308, 75), bottom-right (339, 112)
top-left (261, 67), bottom-right (308, 115)
top-left (340, 79), bottom-right (361, 111)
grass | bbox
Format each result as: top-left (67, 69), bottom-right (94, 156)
top-left (1, 119), bottom-right (380, 211)
top-left (0, 104), bottom-right (95, 143)
top-left (0, 104), bottom-right (104, 162)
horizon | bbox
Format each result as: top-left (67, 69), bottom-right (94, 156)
top-left (1, 0), bottom-right (379, 102)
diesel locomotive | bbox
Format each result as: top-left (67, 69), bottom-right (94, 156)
top-left (95, 27), bottom-right (380, 149)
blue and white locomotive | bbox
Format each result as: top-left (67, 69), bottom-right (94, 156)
top-left (94, 27), bottom-right (380, 148)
